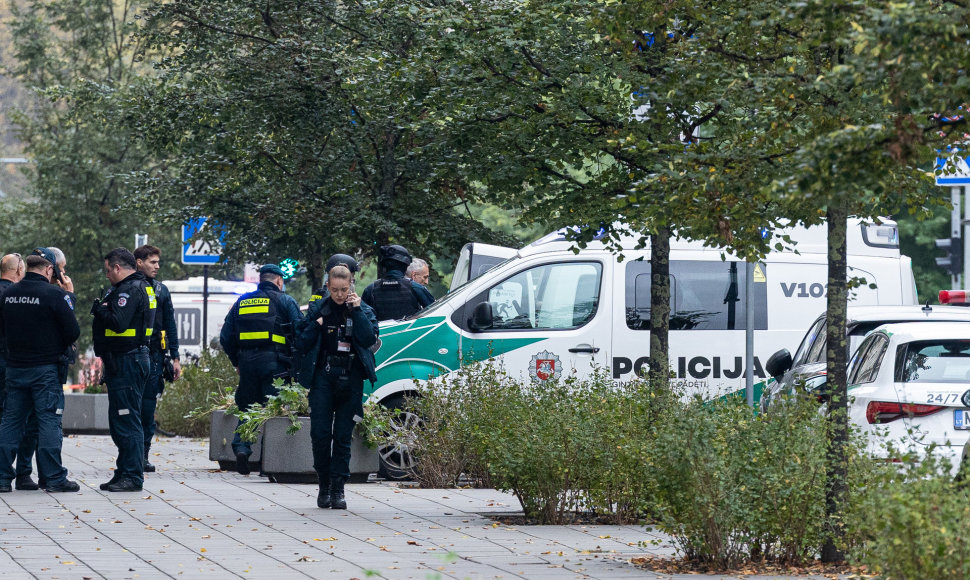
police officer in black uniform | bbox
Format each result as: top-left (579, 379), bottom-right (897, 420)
top-left (296, 264), bottom-right (378, 509)
top-left (91, 247), bottom-right (157, 492)
top-left (0, 252), bottom-right (39, 491)
top-left (307, 254), bottom-right (360, 308)
top-left (134, 245), bottom-right (181, 473)
top-left (220, 264), bottom-right (302, 475)
top-left (361, 245), bottom-right (434, 322)
top-left (0, 254), bottom-right (80, 493)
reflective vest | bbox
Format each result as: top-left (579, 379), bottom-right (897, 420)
top-left (94, 277), bottom-right (156, 353)
top-left (233, 291), bottom-right (288, 348)
top-left (371, 277), bottom-right (420, 321)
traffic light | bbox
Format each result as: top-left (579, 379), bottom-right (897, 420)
top-left (278, 258), bottom-right (299, 279)
top-left (935, 237), bottom-right (963, 276)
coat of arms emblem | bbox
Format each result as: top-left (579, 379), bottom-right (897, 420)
top-left (530, 350), bottom-right (562, 382)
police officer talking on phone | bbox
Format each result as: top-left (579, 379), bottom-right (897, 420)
top-left (91, 248), bottom-right (156, 492)
top-left (0, 253), bottom-right (81, 493)
top-left (296, 264), bottom-right (378, 510)
top-left (220, 263), bottom-right (302, 475)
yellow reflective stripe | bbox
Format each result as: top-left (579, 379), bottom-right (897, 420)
top-left (105, 329), bottom-right (136, 337)
top-left (146, 286), bottom-right (157, 309)
top-left (239, 331), bottom-right (270, 341)
top-left (146, 328), bottom-right (153, 336)
top-left (309, 295), bottom-right (322, 302)
top-left (239, 306), bottom-right (270, 315)
top-left (272, 334), bottom-right (286, 344)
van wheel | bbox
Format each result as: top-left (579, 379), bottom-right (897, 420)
top-left (377, 394), bottom-right (423, 481)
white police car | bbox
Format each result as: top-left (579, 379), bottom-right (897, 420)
top-left (762, 304), bottom-right (970, 412)
top-left (847, 321), bottom-right (970, 475)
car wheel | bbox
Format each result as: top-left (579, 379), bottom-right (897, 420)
top-left (376, 394), bottom-right (423, 481)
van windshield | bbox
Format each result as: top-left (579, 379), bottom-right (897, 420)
top-left (404, 255), bottom-right (520, 320)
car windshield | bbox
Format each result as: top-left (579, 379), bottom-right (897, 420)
top-left (900, 340), bottom-right (970, 383)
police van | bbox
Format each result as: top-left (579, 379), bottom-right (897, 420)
top-left (369, 219), bottom-right (916, 410)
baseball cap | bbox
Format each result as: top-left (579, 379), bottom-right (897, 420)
top-left (32, 247), bottom-right (57, 267)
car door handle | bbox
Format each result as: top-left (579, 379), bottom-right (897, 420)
top-left (569, 346), bottom-right (600, 354)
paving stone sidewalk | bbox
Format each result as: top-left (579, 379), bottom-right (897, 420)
top-left (0, 435), bottom-right (808, 580)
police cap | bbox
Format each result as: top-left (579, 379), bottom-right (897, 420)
top-left (326, 253), bottom-right (359, 273)
top-left (259, 263), bottom-right (285, 277)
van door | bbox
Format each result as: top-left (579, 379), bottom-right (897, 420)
top-left (455, 257), bottom-right (612, 381)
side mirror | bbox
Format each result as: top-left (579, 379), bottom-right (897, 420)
top-left (469, 301), bottom-right (494, 332)
top-left (765, 349), bottom-right (793, 379)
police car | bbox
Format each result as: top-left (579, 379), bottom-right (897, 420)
top-left (762, 304), bottom-right (970, 412)
top-left (847, 321), bottom-right (970, 475)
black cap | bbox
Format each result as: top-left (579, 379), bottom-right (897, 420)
top-left (32, 247), bottom-right (57, 267)
top-left (379, 245), bottom-right (412, 268)
top-left (259, 263), bottom-right (285, 277)
top-left (326, 253), bottom-right (359, 273)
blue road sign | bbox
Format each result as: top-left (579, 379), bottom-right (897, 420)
top-left (181, 218), bottom-right (225, 265)
top-left (936, 151), bottom-right (970, 185)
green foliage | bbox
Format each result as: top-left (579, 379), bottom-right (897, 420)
top-left (651, 394), bottom-right (831, 567)
top-left (156, 350), bottom-right (237, 437)
top-left (234, 380), bottom-right (309, 443)
top-left (121, 0), bottom-right (518, 291)
top-left (355, 399), bottom-right (397, 451)
top-left (847, 448), bottom-right (970, 579)
top-left (0, 0), bottom-right (192, 354)
top-left (380, 361), bottom-right (675, 523)
top-left (897, 207), bottom-right (952, 301)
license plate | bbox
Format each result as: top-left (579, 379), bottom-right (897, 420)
top-left (954, 409), bottom-right (970, 430)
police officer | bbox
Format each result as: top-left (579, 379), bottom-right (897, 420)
top-left (220, 264), bottom-right (302, 475)
top-left (0, 254), bottom-right (80, 493)
top-left (47, 247), bottom-right (79, 386)
top-left (307, 254), bottom-right (360, 307)
top-left (361, 245), bottom-right (434, 321)
top-left (0, 252), bottom-right (41, 491)
top-left (134, 245), bottom-right (181, 473)
top-left (91, 247), bottom-right (157, 492)
top-left (295, 264), bottom-right (378, 509)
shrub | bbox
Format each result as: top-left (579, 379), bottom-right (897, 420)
top-left (155, 350), bottom-right (237, 437)
top-left (650, 394), bottom-right (830, 567)
top-left (847, 446), bottom-right (970, 579)
top-left (234, 379), bottom-right (309, 442)
top-left (461, 363), bottom-right (673, 524)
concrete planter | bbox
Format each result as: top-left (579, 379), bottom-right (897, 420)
top-left (62, 393), bottom-right (109, 435)
top-left (208, 409), bottom-right (262, 472)
top-left (260, 416), bottom-right (378, 484)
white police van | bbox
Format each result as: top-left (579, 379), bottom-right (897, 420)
top-left (369, 219), bottom-right (916, 409)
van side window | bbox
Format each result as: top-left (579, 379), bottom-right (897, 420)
top-left (625, 261), bottom-right (768, 331)
top-left (479, 262), bottom-right (603, 330)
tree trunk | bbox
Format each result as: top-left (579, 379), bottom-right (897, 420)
top-left (821, 205), bottom-right (848, 563)
top-left (649, 227), bottom-right (671, 388)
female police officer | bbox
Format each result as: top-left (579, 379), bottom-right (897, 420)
top-left (295, 264), bottom-right (378, 509)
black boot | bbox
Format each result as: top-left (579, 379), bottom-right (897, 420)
top-left (144, 450), bottom-right (156, 473)
top-left (316, 487), bottom-right (332, 509)
top-left (15, 475), bottom-right (39, 491)
top-left (329, 478), bottom-right (347, 510)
